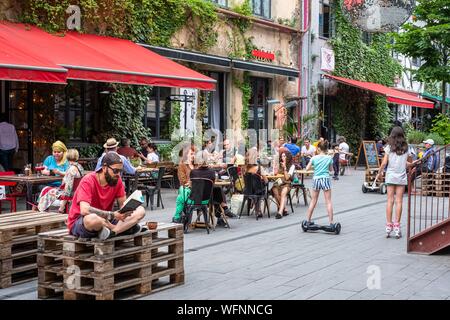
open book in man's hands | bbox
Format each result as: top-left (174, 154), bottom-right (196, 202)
top-left (119, 190), bottom-right (144, 214)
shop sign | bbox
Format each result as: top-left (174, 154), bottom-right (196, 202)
top-left (66, 5), bottom-right (81, 30)
top-left (251, 50), bottom-right (275, 63)
top-left (321, 47), bottom-right (335, 72)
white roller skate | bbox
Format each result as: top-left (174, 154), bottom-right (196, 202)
top-left (393, 223), bottom-right (402, 239)
top-left (385, 223), bottom-right (393, 238)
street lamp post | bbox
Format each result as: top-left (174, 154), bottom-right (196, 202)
top-left (167, 94), bottom-right (195, 136)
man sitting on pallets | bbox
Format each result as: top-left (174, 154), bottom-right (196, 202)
top-left (67, 152), bottom-right (146, 240)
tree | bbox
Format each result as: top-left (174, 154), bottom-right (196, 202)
top-left (394, 0), bottom-right (450, 114)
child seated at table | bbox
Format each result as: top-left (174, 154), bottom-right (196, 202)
top-left (37, 149), bottom-right (84, 213)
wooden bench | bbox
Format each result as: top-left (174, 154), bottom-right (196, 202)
top-left (37, 222), bottom-right (184, 300)
top-left (0, 210), bottom-right (67, 288)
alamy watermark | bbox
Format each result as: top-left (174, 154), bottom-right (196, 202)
top-left (366, 265), bottom-right (381, 290)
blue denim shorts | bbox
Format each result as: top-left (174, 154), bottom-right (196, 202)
top-left (70, 216), bottom-right (118, 238)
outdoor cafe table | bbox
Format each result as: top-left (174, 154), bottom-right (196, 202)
top-left (0, 174), bottom-right (63, 210)
top-left (295, 169), bottom-right (314, 185)
top-left (123, 167), bottom-right (159, 194)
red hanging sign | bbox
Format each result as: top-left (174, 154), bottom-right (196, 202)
top-left (251, 50), bottom-right (275, 62)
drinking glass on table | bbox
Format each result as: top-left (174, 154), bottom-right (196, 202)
top-left (35, 163), bottom-right (44, 176)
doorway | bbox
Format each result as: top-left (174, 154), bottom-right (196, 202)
top-left (248, 77), bottom-right (269, 135)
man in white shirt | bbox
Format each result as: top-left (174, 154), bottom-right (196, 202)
top-left (338, 137), bottom-right (350, 175)
top-left (300, 138), bottom-right (316, 168)
top-left (0, 114), bottom-right (19, 171)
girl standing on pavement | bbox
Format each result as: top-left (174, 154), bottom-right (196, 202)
top-left (377, 126), bottom-right (412, 238)
top-left (304, 140), bottom-right (334, 227)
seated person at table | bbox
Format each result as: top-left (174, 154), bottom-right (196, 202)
top-left (37, 149), bottom-right (85, 213)
top-left (172, 151), bottom-right (236, 225)
top-left (117, 138), bottom-right (139, 159)
top-left (96, 138), bottom-right (136, 175)
top-left (68, 153), bottom-right (145, 240)
top-left (144, 143), bottom-right (160, 164)
top-left (245, 162), bottom-right (268, 219)
top-left (331, 143), bottom-right (340, 181)
top-left (203, 139), bottom-right (221, 165)
top-left (271, 149), bottom-right (296, 219)
top-left (219, 139), bottom-right (237, 169)
top-left (284, 137), bottom-right (301, 157)
top-left (300, 138), bottom-right (316, 168)
top-left (42, 140), bottom-right (70, 187)
top-left (218, 139), bottom-right (237, 176)
top-left (172, 147), bottom-right (195, 223)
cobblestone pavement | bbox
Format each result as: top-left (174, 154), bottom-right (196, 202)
top-left (1, 168), bottom-right (449, 300)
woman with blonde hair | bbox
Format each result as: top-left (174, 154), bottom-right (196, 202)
top-left (38, 148), bottom-right (84, 213)
top-left (42, 140), bottom-right (69, 187)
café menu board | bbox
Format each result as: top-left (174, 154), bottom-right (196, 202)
top-left (355, 141), bottom-right (379, 169)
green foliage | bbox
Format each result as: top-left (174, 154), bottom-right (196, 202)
top-left (430, 113), bottom-right (450, 144)
top-left (332, 87), bottom-right (368, 151)
top-left (282, 113), bottom-right (320, 140)
top-left (20, 0), bottom-right (220, 145)
top-left (78, 144), bottom-right (103, 158)
top-left (407, 129), bottom-right (427, 144)
top-left (425, 132), bottom-right (446, 146)
top-left (105, 85), bottom-right (151, 146)
top-left (330, 1), bottom-right (402, 148)
top-left (369, 97), bottom-right (393, 139)
top-left (226, 0), bottom-right (256, 59)
top-left (169, 101), bottom-right (181, 139)
top-left (233, 71), bottom-right (251, 130)
top-left (21, 0), bottom-right (218, 51)
top-left (393, 0), bottom-right (450, 113)
top-left (156, 143), bottom-right (172, 161)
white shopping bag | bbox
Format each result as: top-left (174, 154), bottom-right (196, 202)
top-left (230, 194), bottom-right (244, 215)
top-left (0, 186), bottom-right (5, 200)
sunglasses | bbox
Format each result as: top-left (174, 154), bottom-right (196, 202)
top-left (107, 165), bottom-right (123, 175)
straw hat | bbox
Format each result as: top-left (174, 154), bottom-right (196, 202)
top-left (103, 138), bottom-right (119, 149)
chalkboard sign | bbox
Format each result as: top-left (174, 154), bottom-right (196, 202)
top-left (355, 141), bottom-right (379, 169)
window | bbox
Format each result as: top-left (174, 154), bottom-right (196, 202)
top-left (145, 87), bottom-right (172, 140)
top-left (319, 1), bottom-right (331, 38)
top-left (210, 0), bottom-right (227, 7)
top-left (251, 0), bottom-right (271, 19)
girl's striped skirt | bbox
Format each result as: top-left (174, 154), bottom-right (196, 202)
top-left (312, 177), bottom-right (331, 190)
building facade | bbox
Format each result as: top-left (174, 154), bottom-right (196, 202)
top-left (0, 0), bottom-right (303, 170)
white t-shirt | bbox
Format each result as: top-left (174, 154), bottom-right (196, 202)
top-left (147, 152), bottom-right (159, 163)
top-left (384, 145), bottom-right (410, 185)
top-left (339, 142), bottom-right (350, 160)
top-left (301, 145), bottom-right (316, 157)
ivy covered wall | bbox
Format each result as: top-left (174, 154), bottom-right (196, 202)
top-left (329, 0), bottom-right (402, 150)
top-left (3, 0), bottom-right (300, 145)
top-left (18, 0), bottom-right (219, 146)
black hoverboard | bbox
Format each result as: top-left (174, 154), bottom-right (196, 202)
top-left (301, 220), bottom-right (341, 235)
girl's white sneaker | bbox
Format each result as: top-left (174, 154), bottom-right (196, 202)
top-left (393, 223), bottom-right (402, 239)
top-left (385, 223), bottom-right (393, 238)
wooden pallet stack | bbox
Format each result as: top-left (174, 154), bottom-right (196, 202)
top-left (0, 211), bottom-right (67, 288)
top-left (37, 222), bottom-right (184, 300)
top-left (421, 172), bottom-right (450, 197)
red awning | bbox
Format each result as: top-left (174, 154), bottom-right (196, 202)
top-left (0, 22), bottom-right (216, 90)
top-left (325, 74), bottom-right (434, 109)
top-left (0, 35), bottom-right (67, 84)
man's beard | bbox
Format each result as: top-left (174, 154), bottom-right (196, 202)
top-left (105, 171), bottom-right (119, 186)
